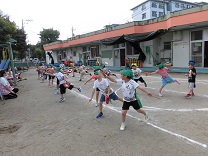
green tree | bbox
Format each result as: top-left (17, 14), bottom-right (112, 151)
top-left (0, 10), bottom-right (16, 43)
top-left (40, 28), bottom-right (60, 45)
top-left (12, 28), bottom-right (28, 61)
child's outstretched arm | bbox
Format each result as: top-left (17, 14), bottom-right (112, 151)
top-left (137, 85), bottom-right (152, 97)
top-left (106, 75), bottom-right (117, 83)
top-left (84, 77), bottom-right (93, 85)
top-left (146, 71), bottom-right (157, 76)
top-left (89, 88), bottom-right (95, 101)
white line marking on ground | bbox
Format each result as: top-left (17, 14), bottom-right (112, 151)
top-left (71, 90), bottom-right (207, 148)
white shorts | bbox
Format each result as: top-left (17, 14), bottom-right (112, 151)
top-left (188, 82), bottom-right (195, 89)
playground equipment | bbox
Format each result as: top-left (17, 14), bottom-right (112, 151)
top-left (125, 58), bottom-right (143, 68)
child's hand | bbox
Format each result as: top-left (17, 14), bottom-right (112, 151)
top-left (146, 73), bottom-right (150, 76)
top-left (147, 92), bottom-right (152, 97)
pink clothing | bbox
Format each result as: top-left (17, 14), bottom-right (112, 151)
top-left (156, 67), bottom-right (169, 77)
top-left (0, 77), bottom-right (13, 95)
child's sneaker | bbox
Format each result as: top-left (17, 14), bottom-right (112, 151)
top-left (157, 92), bottom-right (163, 97)
top-left (144, 115), bottom-right (149, 122)
top-left (96, 112), bottom-right (103, 118)
top-left (175, 79), bottom-right (180, 85)
top-left (120, 123), bottom-right (126, 131)
top-left (77, 87), bottom-right (82, 92)
top-left (185, 94), bottom-right (191, 98)
top-left (95, 103), bottom-right (99, 107)
top-left (55, 90), bottom-right (60, 94)
top-left (59, 98), bottom-right (65, 103)
top-left (72, 75), bottom-right (75, 77)
top-left (79, 79), bottom-right (82, 81)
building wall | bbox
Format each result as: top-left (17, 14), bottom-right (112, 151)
top-left (100, 44), bottom-right (114, 66)
top-left (132, 0), bottom-right (197, 21)
top-left (132, 1), bottom-right (151, 21)
top-left (172, 30), bottom-right (190, 67)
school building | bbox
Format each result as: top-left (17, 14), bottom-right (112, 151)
top-left (43, 4), bottom-right (208, 73)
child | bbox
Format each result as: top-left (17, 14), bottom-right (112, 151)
top-left (146, 63), bottom-right (180, 97)
top-left (106, 69), bottom-right (152, 130)
top-left (100, 63), bottom-right (117, 77)
top-left (47, 67), bottom-right (82, 103)
top-left (78, 65), bottom-right (91, 81)
top-left (47, 64), bottom-right (55, 87)
top-left (131, 63), bottom-right (147, 87)
top-left (89, 69), bottom-right (123, 118)
top-left (185, 61), bottom-right (197, 98)
top-left (84, 66), bottom-right (102, 107)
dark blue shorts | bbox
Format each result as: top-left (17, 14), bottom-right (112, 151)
top-left (100, 92), bottom-right (118, 102)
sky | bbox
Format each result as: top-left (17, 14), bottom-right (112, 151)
top-left (0, 0), bottom-right (206, 45)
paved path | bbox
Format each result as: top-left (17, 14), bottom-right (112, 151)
top-left (0, 68), bottom-right (208, 156)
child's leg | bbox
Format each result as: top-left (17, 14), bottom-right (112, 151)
top-left (136, 108), bottom-right (147, 115)
top-left (159, 86), bottom-right (164, 94)
top-left (99, 102), bottom-right (103, 113)
top-left (139, 77), bottom-right (147, 87)
top-left (121, 110), bottom-right (128, 123)
top-left (95, 91), bottom-right (99, 103)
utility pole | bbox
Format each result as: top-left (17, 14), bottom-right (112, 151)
top-left (71, 27), bottom-right (76, 37)
top-left (22, 19), bottom-right (33, 31)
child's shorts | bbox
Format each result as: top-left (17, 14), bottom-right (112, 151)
top-left (60, 84), bottom-right (74, 94)
top-left (100, 92), bottom-right (118, 102)
top-left (188, 82), bottom-right (196, 89)
top-left (161, 76), bottom-right (174, 87)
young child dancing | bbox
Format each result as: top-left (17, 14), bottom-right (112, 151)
top-left (185, 61), bottom-right (197, 98)
top-left (146, 63), bottom-right (180, 97)
top-left (131, 63), bottom-right (147, 87)
top-left (47, 67), bottom-right (82, 103)
top-left (106, 69), bottom-right (152, 130)
top-left (84, 66), bottom-right (101, 107)
top-left (89, 69), bottom-right (122, 118)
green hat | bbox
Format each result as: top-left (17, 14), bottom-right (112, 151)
top-left (55, 67), bottom-right (61, 72)
top-left (100, 63), bottom-right (105, 67)
top-left (120, 69), bottom-right (133, 78)
top-left (94, 70), bottom-right (100, 75)
top-left (156, 63), bottom-right (164, 69)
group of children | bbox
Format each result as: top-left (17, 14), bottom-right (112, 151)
top-left (36, 60), bottom-right (197, 131)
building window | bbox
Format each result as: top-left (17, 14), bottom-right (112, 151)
top-left (159, 3), bottom-right (164, 9)
top-left (142, 13), bottom-right (146, 19)
top-left (187, 5), bottom-right (190, 8)
top-left (159, 12), bottom-right (164, 17)
top-left (164, 42), bottom-right (171, 50)
top-left (181, 3), bottom-right (185, 9)
top-left (152, 11), bottom-right (157, 17)
top-left (175, 3), bottom-right (180, 8)
top-left (152, 2), bottom-right (157, 8)
top-left (191, 30), bottom-right (203, 41)
top-left (142, 4), bottom-right (146, 11)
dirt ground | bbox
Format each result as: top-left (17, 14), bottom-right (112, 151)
top-left (0, 67), bottom-right (208, 156)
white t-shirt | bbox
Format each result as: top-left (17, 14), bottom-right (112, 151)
top-left (132, 68), bottom-right (142, 79)
top-left (0, 77), bottom-right (7, 86)
top-left (54, 72), bottom-right (64, 85)
top-left (93, 78), bottom-right (113, 95)
top-left (116, 79), bottom-right (139, 102)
